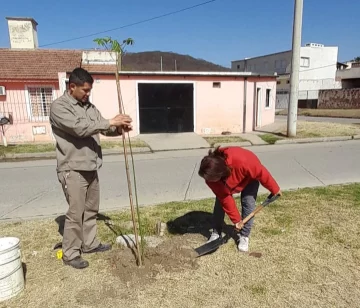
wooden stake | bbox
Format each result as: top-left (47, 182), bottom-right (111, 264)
top-left (115, 52), bottom-right (142, 267)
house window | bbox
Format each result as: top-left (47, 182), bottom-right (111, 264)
top-left (277, 81), bottom-right (281, 85)
top-left (300, 57), bottom-right (310, 67)
top-left (265, 89), bottom-right (271, 108)
top-left (27, 87), bottom-right (53, 121)
top-left (213, 82), bottom-right (221, 88)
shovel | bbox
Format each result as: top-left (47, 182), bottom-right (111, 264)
top-left (194, 193), bottom-right (280, 257)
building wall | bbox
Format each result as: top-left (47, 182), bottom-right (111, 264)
top-left (94, 75), bottom-right (246, 135)
top-left (299, 46), bottom-right (338, 81)
top-left (194, 78), bottom-right (243, 134)
top-left (232, 46), bottom-right (338, 81)
top-left (232, 51), bottom-right (291, 75)
top-left (255, 79), bottom-right (277, 127)
top-left (336, 66), bottom-right (360, 89)
top-left (103, 75), bottom-right (277, 135)
top-left (232, 45), bottom-right (340, 109)
top-left (0, 75), bottom-right (277, 143)
top-left (318, 88), bottom-right (360, 109)
top-left (6, 18), bottom-right (38, 49)
top-left (90, 75), bottom-right (138, 138)
top-left (0, 80), bottom-right (60, 143)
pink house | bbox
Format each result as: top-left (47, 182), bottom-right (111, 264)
top-left (79, 68), bottom-right (277, 137)
top-left (0, 17), bottom-right (277, 144)
top-left (0, 48), bottom-right (82, 143)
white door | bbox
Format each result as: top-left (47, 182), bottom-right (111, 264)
top-left (256, 88), bottom-right (262, 128)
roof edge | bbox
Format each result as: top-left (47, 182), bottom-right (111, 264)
top-left (231, 50), bottom-right (292, 63)
top-left (71, 70), bottom-right (276, 78)
top-left (5, 17), bottom-right (38, 26)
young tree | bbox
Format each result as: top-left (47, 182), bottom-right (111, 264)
top-left (93, 37), bottom-right (144, 266)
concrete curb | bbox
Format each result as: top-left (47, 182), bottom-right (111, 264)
top-left (0, 147), bottom-right (152, 161)
top-left (274, 135), bottom-right (354, 145)
top-left (213, 141), bottom-right (252, 147)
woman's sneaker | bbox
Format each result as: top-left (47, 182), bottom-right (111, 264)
top-left (206, 231), bottom-right (221, 243)
top-left (238, 235), bottom-right (249, 252)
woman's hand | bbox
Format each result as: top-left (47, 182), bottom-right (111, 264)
top-left (235, 221), bottom-right (244, 230)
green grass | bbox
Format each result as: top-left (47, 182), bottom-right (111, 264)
top-left (2, 183), bottom-right (360, 307)
top-left (203, 136), bottom-right (247, 147)
top-left (258, 133), bottom-right (283, 144)
top-left (0, 143), bottom-right (56, 157)
top-left (0, 139), bottom-right (149, 157)
top-left (100, 139), bottom-right (148, 149)
top-left (248, 284), bottom-right (267, 296)
top-left (276, 108), bottom-right (360, 119)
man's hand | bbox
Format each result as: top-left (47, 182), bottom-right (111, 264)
top-left (235, 221), bottom-right (244, 231)
top-left (276, 190), bottom-right (282, 197)
top-left (109, 114), bottom-right (132, 127)
top-left (122, 125), bottom-right (133, 133)
top-left (117, 125), bottom-right (133, 134)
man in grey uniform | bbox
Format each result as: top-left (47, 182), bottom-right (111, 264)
top-left (50, 67), bottom-right (132, 269)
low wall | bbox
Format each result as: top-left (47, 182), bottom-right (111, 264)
top-left (318, 88), bottom-right (360, 109)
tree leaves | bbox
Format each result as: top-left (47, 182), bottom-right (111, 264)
top-left (93, 36), bottom-right (135, 54)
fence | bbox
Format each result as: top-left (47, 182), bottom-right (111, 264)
top-left (0, 87), bottom-right (53, 124)
top-left (318, 88), bottom-right (360, 109)
top-left (0, 87), bottom-right (55, 143)
top-left (275, 90), bottom-right (319, 109)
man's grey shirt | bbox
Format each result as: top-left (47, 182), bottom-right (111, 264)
top-left (50, 91), bottom-right (119, 172)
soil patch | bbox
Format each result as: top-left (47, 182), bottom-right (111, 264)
top-left (106, 234), bottom-right (202, 286)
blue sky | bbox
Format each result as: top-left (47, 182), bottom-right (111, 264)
top-left (0, 0), bottom-right (358, 67)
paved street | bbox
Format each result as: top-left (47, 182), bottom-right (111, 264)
top-left (1, 140), bottom-right (360, 221)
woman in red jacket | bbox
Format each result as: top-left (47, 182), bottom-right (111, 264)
top-left (198, 146), bottom-right (281, 252)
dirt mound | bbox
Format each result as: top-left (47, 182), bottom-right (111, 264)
top-left (106, 234), bottom-right (203, 286)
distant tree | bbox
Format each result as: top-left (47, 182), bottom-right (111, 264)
top-left (353, 57), bottom-right (360, 63)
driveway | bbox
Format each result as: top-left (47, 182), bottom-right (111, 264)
top-left (139, 133), bottom-right (209, 151)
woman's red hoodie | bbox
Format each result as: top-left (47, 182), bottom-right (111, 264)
top-left (205, 146), bottom-right (280, 224)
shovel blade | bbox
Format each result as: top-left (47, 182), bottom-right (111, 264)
top-left (194, 236), bottom-right (228, 257)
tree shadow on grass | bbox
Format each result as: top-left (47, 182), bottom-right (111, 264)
top-left (255, 130), bottom-right (287, 137)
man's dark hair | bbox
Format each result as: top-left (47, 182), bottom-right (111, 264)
top-left (69, 67), bottom-right (94, 86)
top-left (198, 146), bottom-right (231, 181)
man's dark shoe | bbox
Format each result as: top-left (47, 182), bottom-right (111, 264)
top-left (83, 243), bottom-right (112, 254)
top-left (63, 256), bottom-right (89, 269)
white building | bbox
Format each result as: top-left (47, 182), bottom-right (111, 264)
top-left (231, 43), bottom-right (341, 109)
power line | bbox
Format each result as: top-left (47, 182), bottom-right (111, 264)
top-left (300, 63), bottom-right (337, 73)
top-left (272, 63), bottom-right (340, 76)
top-left (39, 0), bottom-right (219, 48)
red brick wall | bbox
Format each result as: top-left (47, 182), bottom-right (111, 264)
top-left (318, 88), bottom-right (360, 109)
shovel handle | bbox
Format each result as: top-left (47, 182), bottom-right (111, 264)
top-left (236, 193), bottom-right (280, 230)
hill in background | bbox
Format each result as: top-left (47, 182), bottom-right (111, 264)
top-left (122, 51), bottom-right (231, 72)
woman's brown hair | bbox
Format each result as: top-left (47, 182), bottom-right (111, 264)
top-left (198, 146), bottom-right (231, 182)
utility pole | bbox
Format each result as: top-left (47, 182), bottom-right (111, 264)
top-left (160, 56), bottom-right (163, 71)
top-left (287, 0), bottom-right (303, 137)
